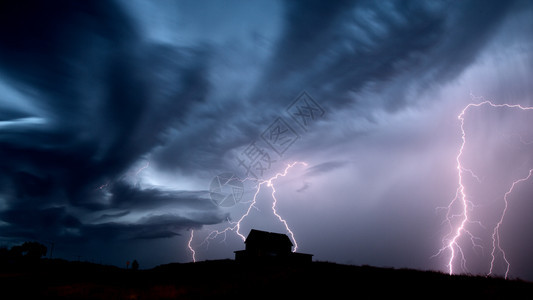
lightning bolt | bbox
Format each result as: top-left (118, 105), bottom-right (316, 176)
top-left (134, 161), bottom-right (150, 176)
top-left (188, 230), bottom-right (196, 263)
top-left (436, 96), bottom-right (533, 278)
top-left (188, 161), bottom-right (307, 261)
top-left (488, 169), bottom-right (533, 278)
top-left (96, 181), bottom-right (110, 191)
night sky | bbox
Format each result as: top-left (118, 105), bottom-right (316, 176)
top-left (1, 0), bottom-right (533, 280)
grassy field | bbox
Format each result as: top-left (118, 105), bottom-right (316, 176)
top-left (1, 259), bottom-right (532, 299)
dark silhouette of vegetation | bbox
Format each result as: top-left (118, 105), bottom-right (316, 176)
top-left (131, 259), bottom-right (139, 270)
top-left (0, 241), bottom-right (47, 268)
top-left (20, 242), bottom-right (47, 260)
top-left (1, 258), bottom-right (533, 299)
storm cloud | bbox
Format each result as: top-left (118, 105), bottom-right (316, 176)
top-left (1, 0), bottom-right (533, 278)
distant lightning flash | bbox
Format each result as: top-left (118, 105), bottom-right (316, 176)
top-left (437, 97), bottom-right (533, 278)
top-left (96, 181), bottom-right (110, 190)
top-left (95, 160), bottom-right (150, 191)
top-left (188, 162), bottom-right (307, 261)
top-left (135, 161), bottom-right (150, 176)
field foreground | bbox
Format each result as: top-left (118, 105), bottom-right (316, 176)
top-left (1, 259), bottom-right (532, 299)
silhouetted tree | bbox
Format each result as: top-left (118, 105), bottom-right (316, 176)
top-left (0, 242), bottom-right (47, 267)
top-left (8, 245), bottom-right (23, 262)
top-left (21, 242), bottom-right (47, 260)
top-left (132, 259), bottom-right (139, 270)
top-left (0, 247), bottom-right (8, 265)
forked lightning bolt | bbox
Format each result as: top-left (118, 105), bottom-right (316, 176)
top-left (436, 97), bottom-right (533, 278)
top-left (488, 169), bottom-right (533, 278)
top-left (187, 162), bottom-right (307, 261)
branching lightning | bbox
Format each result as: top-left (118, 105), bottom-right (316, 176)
top-left (488, 168), bottom-right (533, 278)
top-left (436, 96), bottom-right (533, 278)
top-left (187, 161), bottom-right (307, 261)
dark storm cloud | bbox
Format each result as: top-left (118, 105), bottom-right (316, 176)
top-left (263, 0), bottom-right (515, 111)
top-left (0, 0), bottom-right (222, 244)
top-left (305, 161), bottom-right (348, 177)
top-left (0, 184), bottom-right (226, 242)
top-left (0, 208), bottom-right (207, 242)
top-left (0, 0), bottom-right (529, 271)
top-left (1, 207), bottom-right (80, 233)
top-left (84, 212), bottom-right (224, 241)
top-left (0, 0), bottom-right (519, 200)
top-left (108, 182), bottom-right (218, 211)
top-left (0, 0), bottom-right (209, 186)
top-left (95, 211), bottom-right (131, 221)
top-left (150, 0), bottom-right (518, 177)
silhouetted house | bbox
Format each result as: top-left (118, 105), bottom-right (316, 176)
top-left (234, 229), bottom-right (313, 264)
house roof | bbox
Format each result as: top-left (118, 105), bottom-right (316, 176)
top-left (245, 229), bottom-right (293, 246)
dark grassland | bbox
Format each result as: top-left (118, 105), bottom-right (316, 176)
top-left (1, 259), bottom-right (532, 299)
